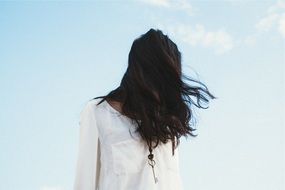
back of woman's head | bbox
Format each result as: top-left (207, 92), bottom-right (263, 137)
top-left (94, 28), bottom-right (217, 155)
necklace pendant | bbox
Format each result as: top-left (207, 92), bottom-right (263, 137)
top-left (151, 166), bottom-right (158, 183)
top-left (148, 156), bottom-right (158, 184)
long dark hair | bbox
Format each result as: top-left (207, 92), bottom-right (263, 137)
top-left (93, 28), bottom-right (217, 156)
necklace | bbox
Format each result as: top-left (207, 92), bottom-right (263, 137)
top-left (148, 147), bottom-right (158, 184)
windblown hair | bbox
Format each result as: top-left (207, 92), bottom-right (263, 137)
top-left (93, 28), bottom-right (217, 156)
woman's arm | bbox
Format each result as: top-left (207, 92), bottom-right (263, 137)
top-left (73, 102), bottom-right (101, 190)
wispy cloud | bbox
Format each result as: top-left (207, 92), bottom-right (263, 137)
top-left (39, 186), bottom-right (64, 190)
top-left (139, 0), bottom-right (194, 15)
top-left (142, 1), bottom-right (234, 55)
top-left (267, 0), bottom-right (285, 14)
top-left (278, 12), bottom-right (285, 37)
top-left (255, 13), bottom-right (280, 32)
top-left (163, 23), bottom-right (235, 55)
top-left (139, 0), bottom-right (170, 7)
top-left (244, 0), bottom-right (285, 45)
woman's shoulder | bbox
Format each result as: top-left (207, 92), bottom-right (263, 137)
top-left (80, 97), bottom-right (105, 117)
top-left (87, 97), bottom-right (105, 107)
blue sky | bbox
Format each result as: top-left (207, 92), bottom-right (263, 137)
top-left (0, 0), bottom-right (284, 190)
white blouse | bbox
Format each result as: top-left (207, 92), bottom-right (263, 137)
top-left (73, 97), bottom-right (184, 190)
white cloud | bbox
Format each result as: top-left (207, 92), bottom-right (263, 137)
top-left (243, 0), bottom-right (285, 46)
top-left (267, 0), bottom-right (285, 14)
top-left (140, 0), bottom-right (170, 7)
top-left (139, 0), bottom-right (194, 15)
top-left (255, 13), bottom-right (279, 31)
top-left (141, 0), bottom-right (234, 55)
top-left (254, 0), bottom-right (285, 37)
top-left (39, 186), bottom-right (64, 190)
top-left (278, 13), bottom-right (285, 37)
top-left (166, 24), bottom-right (234, 55)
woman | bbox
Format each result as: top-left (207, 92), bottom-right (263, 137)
top-left (73, 28), bottom-right (216, 190)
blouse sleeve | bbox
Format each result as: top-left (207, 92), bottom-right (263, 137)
top-left (73, 102), bottom-right (101, 190)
